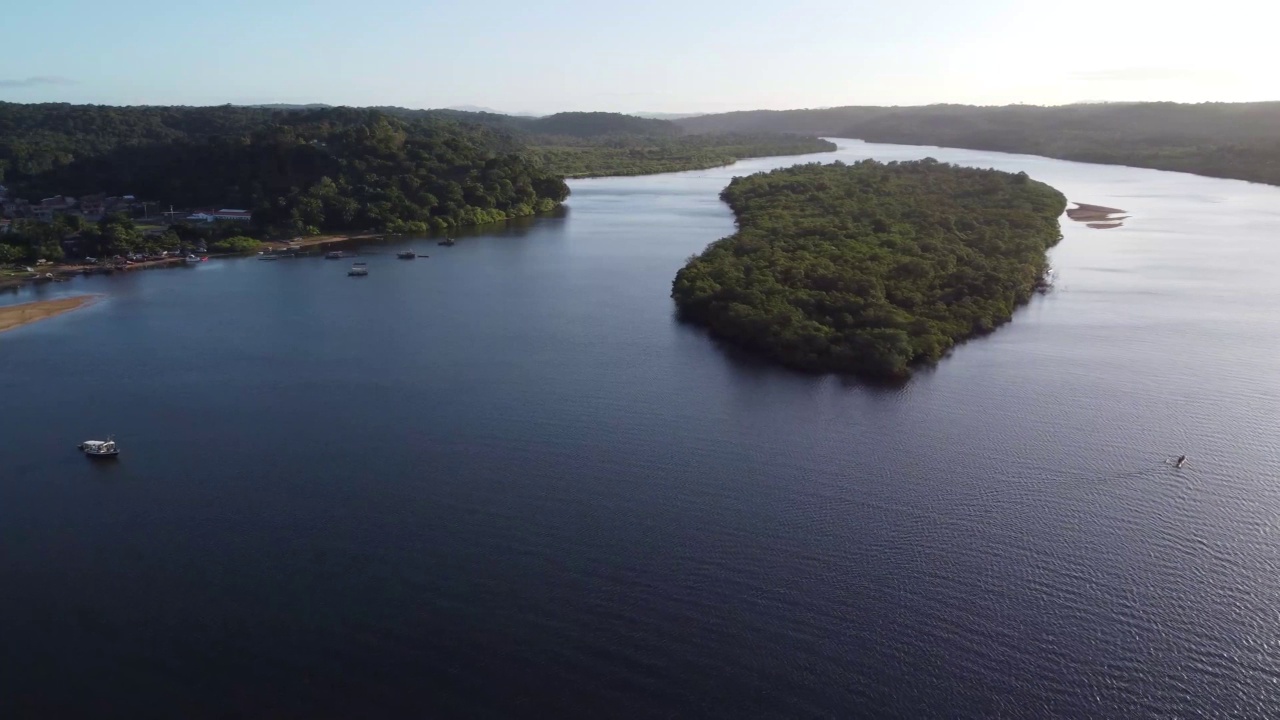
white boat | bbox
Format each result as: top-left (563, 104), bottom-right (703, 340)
top-left (348, 263), bottom-right (368, 276)
top-left (183, 254), bottom-right (203, 264)
top-left (325, 250), bottom-right (344, 259)
top-left (79, 439), bottom-right (119, 458)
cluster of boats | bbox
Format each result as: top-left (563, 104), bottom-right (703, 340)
top-left (329, 249), bottom-right (424, 276)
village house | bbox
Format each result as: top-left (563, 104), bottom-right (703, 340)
top-left (186, 208), bottom-right (252, 223)
top-left (35, 195), bottom-right (77, 222)
top-left (79, 194), bottom-right (107, 220)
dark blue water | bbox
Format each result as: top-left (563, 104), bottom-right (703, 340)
top-left (4, 141), bottom-right (1280, 718)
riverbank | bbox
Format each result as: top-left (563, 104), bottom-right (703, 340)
top-left (0, 295), bottom-right (96, 334)
top-left (261, 233), bottom-right (383, 251)
top-left (0, 256), bottom-right (199, 291)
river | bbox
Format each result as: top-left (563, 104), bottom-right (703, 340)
top-left (3, 140), bottom-right (1280, 718)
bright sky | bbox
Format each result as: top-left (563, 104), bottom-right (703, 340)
top-left (1, 0), bottom-right (1274, 113)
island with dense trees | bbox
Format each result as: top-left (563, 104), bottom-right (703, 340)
top-left (671, 160), bottom-right (1068, 380)
top-left (676, 102), bottom-right (1280, 187)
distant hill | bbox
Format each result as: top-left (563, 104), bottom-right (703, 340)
top-left (523, 112), bottom-right (680, 138)
top-left (446, 104), bottom-right (539, 117)
top-left (677, 101), bottom-right (1280, 186)
top-left (632, 112), bottom-right (705, 120)
top-left (676, 107), bottom-right (893, 135)
top-left (248, 103), bottom-right (334, 110)
top-left (364, 108), bottom-right (682, 140)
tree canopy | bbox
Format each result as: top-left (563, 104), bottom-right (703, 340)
top-left (528, 133), bottom-right (836, 178)
top-left (2, 106), bottom-right (570, 237)
top-left (672, 160), bottom-right (1067, 380)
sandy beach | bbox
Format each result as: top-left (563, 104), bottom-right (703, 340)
top-left (262, 233), bottom-right (383, 251)
top-left (1066, 203), bottom-right (1129, 222)
top-left (0, 295), bottom-right (96, 334)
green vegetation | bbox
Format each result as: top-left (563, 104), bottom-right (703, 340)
top-left (0, 105), bottom-right (834, 247)
top-left (677, 102), bottom-right (1280, 187)
top-left (672, 160), bottom-right (1067, 380)
top-left (0, 214), bottom-right (183, 262)
top-left (0, 105), bottom-right (570, 238)
top-left (208, 236), bottom-right (263, 254)
top-left (528, 134), bottom-right (837, 178)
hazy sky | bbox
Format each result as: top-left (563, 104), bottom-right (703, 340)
top-left (2, 0), bottom-right (1273, 112)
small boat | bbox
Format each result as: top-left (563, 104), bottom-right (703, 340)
top-left (325, 250), bottom-right (344, 259)
top-left (79, 438), bottom-right (119, 458)
top-left (259, 254), bottom-right (279, 261)
top-left (438, 238), bottom-right (456, 247)
top-left (348, 263), bottom-right (368, 276)
top-left (1174, 454), bottom-right (1187, 469)
top-left (183, 254), bottom-right (203, 264)
top-left (397, 250), bottom-right (417, 259)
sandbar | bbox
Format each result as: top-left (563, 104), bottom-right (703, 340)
top-left (0, 295), bottom-right (96, 334)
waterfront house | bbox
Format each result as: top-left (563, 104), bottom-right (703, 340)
top-left (79, 194), bottom-right (107, 220)
top-left (36, 195), bottom-right (77, 222)
top-left (186, 208), bottom-right (252, 223)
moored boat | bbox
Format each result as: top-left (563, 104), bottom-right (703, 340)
top-left (397, 250), bottom-right (417, 259)
top-left (437, 238), bottom-right (456, 247)
top-left (79, 438), bottom-right (119, 458)
top-left (325, 250), bottom-right (344, 259)
top-left (348, 263), bottom-right (368, 276)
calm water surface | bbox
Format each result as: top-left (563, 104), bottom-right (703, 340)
top-left (3, 141), bottom-right (1280, 718)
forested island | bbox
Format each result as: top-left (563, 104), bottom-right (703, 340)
top-left (677, 102), bottom-right (1280, 187)
top-left (671, 160), bottom-right (1067, 380)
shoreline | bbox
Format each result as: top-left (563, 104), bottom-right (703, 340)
top-left (262, 233), bottom-right (383, 251)
top-left (0, 295), bottom-right (98, 334)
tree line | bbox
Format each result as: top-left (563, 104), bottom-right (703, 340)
top-left (671, 160), bottom-right (1068, 380)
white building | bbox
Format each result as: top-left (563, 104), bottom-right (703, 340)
top-left (185, 208), bottom-right (252, 223)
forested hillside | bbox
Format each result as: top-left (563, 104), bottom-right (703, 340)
top-left (0, 104), bottom-right (832, 233)
top-left (677, 102), bottom-right (1280, 186)
top-left (527, 133), bottom-right (836, 177)
top-left (672, 160), bottom-right (1067, 380)
top-left (382, 108), bottom-right (835, 175)
top-left (4, 106), bottom-right (570, 236)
